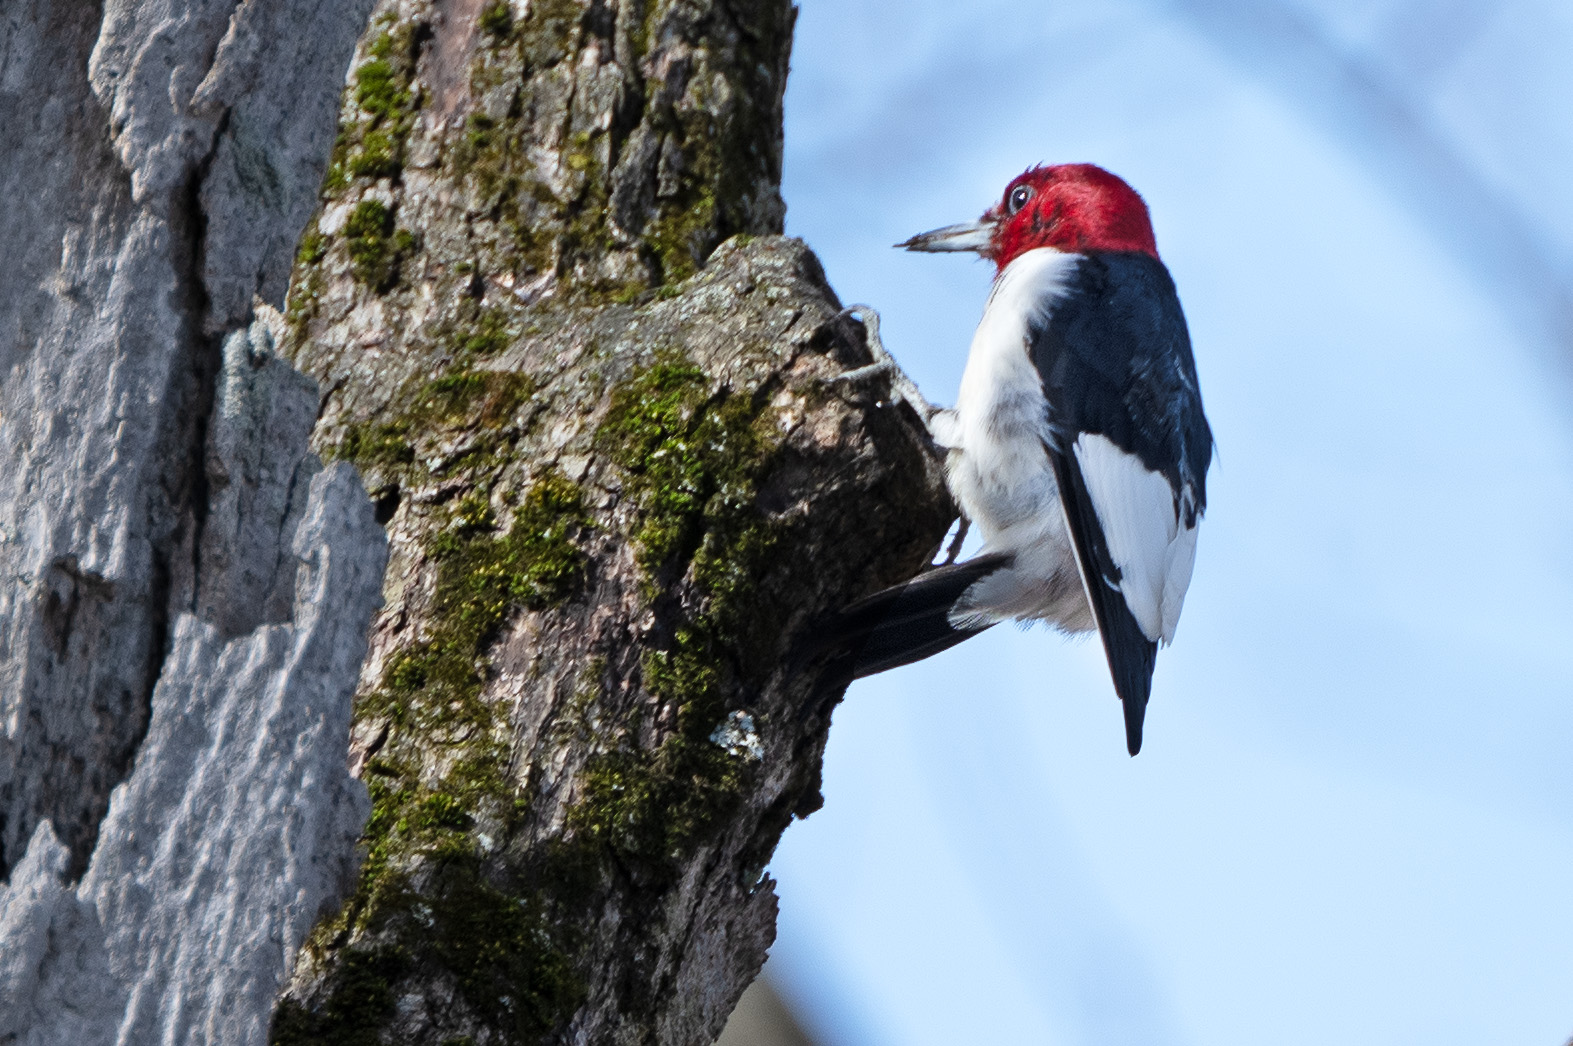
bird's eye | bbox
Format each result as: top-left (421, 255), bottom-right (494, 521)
top-left (1008, 184), bottom-right (1035, 214)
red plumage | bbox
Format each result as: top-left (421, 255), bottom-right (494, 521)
top-left (988, 164), bottom-right (1160, 268)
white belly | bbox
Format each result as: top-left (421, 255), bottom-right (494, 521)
top-left (929, 248), bottom-right (1093, 633)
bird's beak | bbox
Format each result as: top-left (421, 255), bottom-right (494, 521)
top-left (895, 218), bottom-right (995, 254)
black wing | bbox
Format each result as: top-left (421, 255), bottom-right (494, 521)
top-left (1030, 252), bottom-right (1213, 755)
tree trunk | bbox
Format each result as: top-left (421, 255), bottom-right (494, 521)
top-left (0, 0), bottom-right (953, 1043)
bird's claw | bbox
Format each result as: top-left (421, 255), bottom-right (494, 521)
top-left (828, 357), bottom-right (896, 384)
top-left (940, 516), bottom-right (969, 565)
top-left (828, 304), bottom-right (938, 424)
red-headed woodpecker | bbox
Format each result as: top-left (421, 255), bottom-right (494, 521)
top-left (834, 164), bottom-right (1213, 755)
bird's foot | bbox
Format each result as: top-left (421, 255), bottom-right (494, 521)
top-left (939, 516), bottom-right (969, 565)
top-left (827, 305), bottom-right (938, 425)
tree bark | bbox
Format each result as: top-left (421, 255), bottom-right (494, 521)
top-left (0, 0), bottom-right (953, 1042)
top-left (0, 0), bottom-right (385, 1041)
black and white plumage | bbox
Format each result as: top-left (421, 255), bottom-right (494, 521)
top-left (833, 164), bottom-right (1213, 755)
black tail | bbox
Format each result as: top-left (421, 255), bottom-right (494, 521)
top-left (804, 553), bottom-right (1012, 678)
top-left (1048, 449), bottom-right (1158, 756)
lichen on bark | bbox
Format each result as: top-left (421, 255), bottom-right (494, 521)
top-left (271, 0), bottom-right (954, 1043)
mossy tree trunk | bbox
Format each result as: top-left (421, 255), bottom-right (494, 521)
top-left (271, 0), bottom-right (953, 1044)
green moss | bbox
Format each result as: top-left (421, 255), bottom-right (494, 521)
top-left (273, 858), bottom-right (587, 1044)
top-left (557, 160), bottom-right (619, 294)
top-left (626, 1), bottom-right (661, 61)
top-left (356, 469), bottom-right (588, 803)
top-left (304, 467), bottom-right (592, 1040)
top-left (355, 58), bottom-right (405, 121)
top-left (547, 656), bottom-right (606, 750)
top-left (466, 112), bottom-right (496, 151)
top-left (453, 0), bottom-right (664, 300)
top-left (415, 370), bottom-right (534, 428)
top-left (643, 188), bottom-right (717, 285)
top-left (426, 471), bottom-right (588, 641)
top-left (269, 946), bottom-right (408, 1046)
top-left (563, 130), bottom-right (598, 173)
top-left (448, 103), bottom-right (561, 282)
top-left (286, 218), bottom-right (329, 346)
top-left (321, 146), bottom-right (351, 194)
top-left (329, 363), bottom-right (535, 486)
top-left (571, 352), bottom-right (783, 868)
top-left (320, 351), bottom-right (782, 1028)
top-left (425, 865), bottom-right (586, 1037)
top-left (297, 229), bottom-right (327, 265)
top-left (456, 0), bottom-right (793, 301)
top-left (413, 791), bottom-right (475, 831)
top-left (348, 130), bottom-right (400, 178)
top-left (336, 21), bottom-right (425, 189)
top-left (335, 420), bottom-right (416, 475)
top-left (571, 626), bottom-right (749, 863)
top-left (519, 0), bottom-right (584, 68)
top-left (594, 356), bottom-right (704, 568)
top-left (572, 743), bottom-right (744, 863)
top-left (453, 308), bottom-right (512, 361)
top-left (342, 200), bottom-right (414, 290)
top-left (594, 354), bottom-right (772, 581)
top-left (479, 0), bottom-right (513, 39)
top-left (343, 198), bottom-right (389, 237)
top-left (343, 199), bottom-right (391, 283)
top-left (621, 0), bottom-right (793, 286)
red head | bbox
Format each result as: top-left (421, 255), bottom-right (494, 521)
top-left (899, 164), bottom-right (1160, 272)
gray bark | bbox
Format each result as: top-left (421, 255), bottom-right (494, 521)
top-left (0, 0), bottom-right (954, 1043)
top-left (0, 0), bottom-right (386, 1039)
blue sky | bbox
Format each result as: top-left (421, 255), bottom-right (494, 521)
top-left (762, 2), bottom-right (1573, 1044)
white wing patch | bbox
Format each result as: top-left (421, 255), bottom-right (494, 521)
top-left (1072, 433), bottom-right (1199, 643)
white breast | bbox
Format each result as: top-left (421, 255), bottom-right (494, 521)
top-left (937, 248), bottom-right (1092, 631)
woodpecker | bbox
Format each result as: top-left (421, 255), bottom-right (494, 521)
top-left (834, 163), bottom-right (1213, 756)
